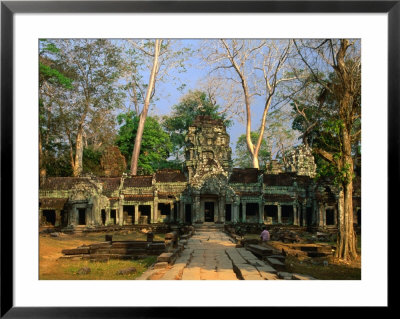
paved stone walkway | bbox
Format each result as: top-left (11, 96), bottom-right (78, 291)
top-left (138, 229), bottom-right (281, 280)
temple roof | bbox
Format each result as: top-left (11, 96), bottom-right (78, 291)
top-left (40, 177), bottom-right (95, 190)
top-left (263, 173), bottom-right (297, 186)
top-left (39, 197), bottom-right (68, 209)
top-left (99, 177), bottom-right (121, 196)
top-left (229, 168), bottom-right (262, 183)
top-left (154, 169), bottom-right (186, 183)
top-left (123, 176), bottom-right (153, 188)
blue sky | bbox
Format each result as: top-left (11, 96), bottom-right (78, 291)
top-left (144, 39), bottom-right (268, 156)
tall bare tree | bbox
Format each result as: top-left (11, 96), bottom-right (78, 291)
top-left (125, 39), bottom-right (190, 175)
top-left (294, 39), bottom-right (361, 261)
top-left (203, 39), bottom-right (295, 168)
top-left (129, 39), bottom-right (161, 175)
top-left (54, 39), bottom-right (123, 177)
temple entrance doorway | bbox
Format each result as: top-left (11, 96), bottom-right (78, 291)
top-left (204, 202), bottom-right (214, 222)
top-left (78, 208), bottom-right (86, 225)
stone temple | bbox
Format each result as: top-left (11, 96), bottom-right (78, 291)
top-left (39, 115), bottom-right (361, 230)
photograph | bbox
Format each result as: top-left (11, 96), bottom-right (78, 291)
top-left (38, 38), bottom-right (361, 281)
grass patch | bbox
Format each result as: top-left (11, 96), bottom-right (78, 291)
top-left (39, 231), bottom-right (162, 280)
top-left (285, 255), bottom-right (361, 280)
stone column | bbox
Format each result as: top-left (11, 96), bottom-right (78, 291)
top-left (194, 195), bottom-right (200, 222)
top-left (179, 201), bottom-right (184, 222)
top-left (55, 209), bottom-right (61, 227)
top-left (105, 207), bottom-right (111, 226)
top-left (39, 209), bottom-right (43, 225)
top-left (232, 202), bottom-right (239, 223)
top-left (277, 204), bottom-right (282, 224)
top-left (118, 204), bottom-right (124, 226)
top-left (334, 206), bottom-right (338, 226)
top-left (293, 204), bottom-right (298, 225)
top-left (242, 201), bottom-right (247, 223)
top-left (318, 204), bottom-right (324, 227)
top-left (219, 196), bottom-right (226, 223)
top-left (153, 198), bottom-right (158, 223)
top-left (134, 205), bottom-right (139, 225)
top-left (171, 203), bottom-right (175, 222)
top-left (258, 202), bottom-right (264, 224)
top-left (149, 203), bottom-right (154, 224)
top-left (302, 205), bottom-right (307, 226)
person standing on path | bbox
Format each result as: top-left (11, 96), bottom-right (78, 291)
top-left (260, 226), bottom-right (270, 242)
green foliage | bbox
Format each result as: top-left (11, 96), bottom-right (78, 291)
top-left (82, 148), bottom-right (103, 176)
top-left (163, 90), bottom-right (231, 161)
top-left (39, 63), bottom-right (73, 89)
top-left (234, 132), bottom-right (271, 168)
top-left (116, 113), bottom-right (173, 174)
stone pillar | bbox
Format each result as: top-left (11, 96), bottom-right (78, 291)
top-left (277, 204), bottom-right (282, 224)
top-left (171, 202), bottom-right (175, 222)
top-left (293, 205), bottom-right (298, 225)
top-left (179, 201), bottom-right (184, 222)
top-left (55, 209), bottom-right (61, 227)
top-left (74, 207), bottom-right (79, 226)
top-left (334, 206), bottom-right (338, 226)
top-left (105, 207), bottom-right (111, 226)
top-left (39, 209), bottom-right (43, 225)
top-left (302, 204), bottom-right (307, 226)
top-left (232, 202), bottom-right (239, 223)
top-left (318, 204), bottom-right (324, 227)
top-left (153, 198), bottom-right (158, 223)
top-left (118, 204), bottom-right (123, 226)
top-left (194, 195), bottom-right (200, 222)
top-left (134, 205), bottom-right (139, 225)
top-left (258, 202), bottom-right (264, 224)
top-left (219, 196), bottom-right (226, 223)
top-left (242, 201), bottom-right (247, 223)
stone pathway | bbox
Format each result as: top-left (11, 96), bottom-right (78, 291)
top-left (138, 229), bottom-right (284, 280)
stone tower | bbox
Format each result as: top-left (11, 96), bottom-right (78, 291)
top-left (285, 145), bottom-right (317, 178)
top-left (184, 115), bottom-right (232, 183)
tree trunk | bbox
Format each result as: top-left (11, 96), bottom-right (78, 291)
top-left (335, 124), bottom-right (357, 260)
top-left (252, 152), bottom-right (260, 169)
top-left (39, 129), bottom-right (46, 178)
top-left (130, 39), bottom-right (161, 175)
top-left (73, 125), bottom-right (84, 177)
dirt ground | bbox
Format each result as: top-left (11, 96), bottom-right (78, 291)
top-left (39, 231), bottom-right (163, 280)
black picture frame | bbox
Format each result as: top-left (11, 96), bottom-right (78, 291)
top-left (1, 1), bottom-right (394, 317)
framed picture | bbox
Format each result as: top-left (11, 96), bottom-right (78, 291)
top-left (1, 0), bottom-right (394, 316)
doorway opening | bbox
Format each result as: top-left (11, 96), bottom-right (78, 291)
top-left (225, 204), bottom-right (232, 222)
top-left (204, 202), bottom-right (214, 222)
top-left (43, 210), bottom-right (56, 226)
top-left (78, 208), bottom-right (86, 225)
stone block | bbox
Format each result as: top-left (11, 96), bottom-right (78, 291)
top-left (62, 248), bottom-right (90, 255)
top-left (154, 262), bottom-right (169, 269)
top-left (256, 265), bottom-right (277, 274)
top-left (157, 252), bottom-right (174, 263)
top-left (266, 257), bottom-right (286, 271)
top-left (277, 272), bottom-right (293, 279)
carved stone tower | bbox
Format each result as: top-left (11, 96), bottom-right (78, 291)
top-left (184, 115), bottom-right (232, 183)
top-left (183, 115), bottom-right (234, 223)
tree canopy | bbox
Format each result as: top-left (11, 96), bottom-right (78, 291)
top-left (116, 113), bottom-right (173, 175)
top-left (163, 90), bottom-right (231, 162)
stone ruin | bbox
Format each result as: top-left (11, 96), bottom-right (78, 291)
top-left (284, 145), bottom-right (317, 178)
top-left (39, 115), bottom-right (360, 232)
